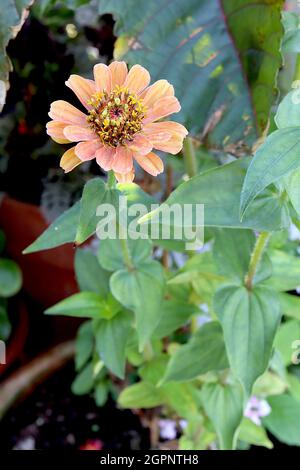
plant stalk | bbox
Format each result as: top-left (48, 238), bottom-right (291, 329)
top-left (244, 231), bottom-right (271, 290)
top-left (183, 137), bottom-right (198, 178)
top-left (118, 223), bottom-right (135, 271)
top-left (294, 54), bottom-right (300, 82)
top-left (107, 170), bottom-right (116, 188)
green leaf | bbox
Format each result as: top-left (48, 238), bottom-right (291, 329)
top-left (110, 261), bottom-right (165, 348)
top-left (0, 0), bottom-right (34, 112)
top-left (153, 299), bottom-right (197, 339)
top-left (94, 381), bottom-right (109, 407)
top-left (275, 89), bottom-right (300, 129)
top-left (214, 284), bottom-right (281, 395)
top-left (98, 237), bottom-right (152, 272)
top-left (163, 322), bottom-right (228, 383)
top-left (213, 228), bottom-right (272, 285)
top-left (71, 362), bottom-right (94, 395)
top-left (213, 229), bottom-right (255, 282)
top-left (240, 128), bottom-right (300, 218)
top-left (23, 201), bottom-right (80, 254)
top-left (264, 394), bottom-right (300, 446)
top-left (279, 293), bottom-right (300, 321)
top-left (266, 249), bottom-right (300, 291)
top-left (75, 178), bottom-right (119, 244)
top-left (0, 304), bottom-right (11, 341)
top-left (238, 418), bottom-right (273, 449)
top-left (75, 248), bottom-right (110, 296)
top-left (94, 311), bottom-right (132, 379)
top-left (118, 381), bottom-right (164, 409)
top-left (140, 159), bottom-right (290, 232)
top-left (45, 292), bottom-right (109, 318)
top-left (75, 321), bottom-right (93, 371)
top-left (283, 167), bottom-right (300, 216)
top-left (274, 319), bottom-right (300, 366)
top-left (101, 0), bottom-right (283, 148)
top-left (0, 259), bottom-right (22, 297)
top-left (202, 381), bottom-right (244, 450)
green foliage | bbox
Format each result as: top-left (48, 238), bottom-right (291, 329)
top-left (214, 284), bottom-right (281, 395)
top-left (94, 311), bottom-right (132, 379)
top-left (201, 380), bottom-right (244, 450)
top-left (23, 201), bottom-right (80, 254)
top-left (140, 159), bottom-right (290, 232)
top-left (0, 0), bottom-right (34, 112)
top-left (45, 292), bottom-right (117, 318)
top-left (238, 418), bottom-right (273, 449)
top-left (75, 249), bottom-right (110, 297)
top-left (163, 322), bottom-right (228, 383)
top-left (240, 128), bottom-right (300, 218)
top-left (0, 259), bottom-right (22, 297)
top-left (100, 0), bottom-right (283, 148)
top-left (264, 394), bottom-right (300, 446)
top-left (110, 260), bottom-right (165, 349)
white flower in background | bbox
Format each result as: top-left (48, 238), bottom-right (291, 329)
top-left (244, 396), bottom-right (271, 426)
top-left (289, 223), bottom-right (300, 241)
top-left (158, 419), bottom-right (177, 440)
top-left (179, 419), bottom-right (187, 430)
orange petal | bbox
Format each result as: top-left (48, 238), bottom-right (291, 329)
top-left (115, 168), bottom-right (135, 183)
top-left (48, 100), bottom-right (87, 125)
top-left (65, 75), bottom-right (96, 109)
top-left (144, 121), bottom-right (188, 154)
top-left (109, 61), bottom-right (128, 88)
top-left (127, 134), bottom-right (152, 155)
top-left (63, 125), bottom-right (96, 142)
top-left (112, 146), bottom-right (134, 174)
top-left (75, 139), bottom-right (102, 161)
top-left (46, 121), bottom-right (70, 144)
top-left (124, 64), bottom-right (150, 94)
top-left (95, 146), bottom-right (116, 171)
top-left (134, 152), bottom-right (164, 176)
top-left (153, 133), bottom-right (185, 154)
top-left (144, 121), bottom-right (188, 137)
top-left (140, 79), bottom-right (174, 108)
top-left (60, 147), bottom-right (82, 173)
top-left (93, 64), bottom-right (112, 94)
top-left (143, 96), bottom-right (181, 124)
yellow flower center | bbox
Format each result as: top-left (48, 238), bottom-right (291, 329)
top-left (87, 86), bottom-right (146, 147)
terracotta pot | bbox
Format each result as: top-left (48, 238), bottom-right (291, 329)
top-left (0, 195), bottom-right (78, 307)
top-left (0, 300), bottom-right (29, 377)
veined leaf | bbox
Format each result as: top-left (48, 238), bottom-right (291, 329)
top-left (240, 128), bottom-right (300, 218)
top-left (163, 322), bottom-right (228, 383)
top-left (100, 0), bottom-right (284, 148)
top-left (202, 380), bottom-right (244, 450)
top-left (139, 159), bottom-right (290, 232)
top-left (214, 284), bottom-right (281, 395)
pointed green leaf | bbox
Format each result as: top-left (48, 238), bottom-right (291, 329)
top-left (23, 201), bottom-right (80, 254)
top-left (139, 159), bottom-right (289, 232)
top-left (264, 394), bottom-right (300, 446)
top-left (240, 128), bottom-right (300, 217)
top-left (94, 311), bottom-right (132, 379)
top-left (214, 284), bottom-right (281, 395)
top-left (45, 292), bottom-right (108, 318)
top-left (75, 248), bottom-right (110, 296)
top-left (202, 380), bottom-right (244, 450)
top-left (163, 322), bottom-right (228, 383)
top-left (110, 261), bottom-right (165, 349)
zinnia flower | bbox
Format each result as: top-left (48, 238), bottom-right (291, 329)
top-left (46, 62), bottom-right (188, 182)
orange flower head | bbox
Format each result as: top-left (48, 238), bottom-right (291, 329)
top-left (46, 62), bottom-right (188, 182)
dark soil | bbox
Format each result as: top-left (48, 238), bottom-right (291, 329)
top-left (0, 363), bottom-right (150, 450)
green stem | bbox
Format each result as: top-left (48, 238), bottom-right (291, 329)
top-left (294, 54), bottom-right (300, 82)
top-left (107, 170), bottom-right (116, 188)
top-left (183, 137), bottom-right (198, 178)
top-left (244, 232), bottom-right (271, 290)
